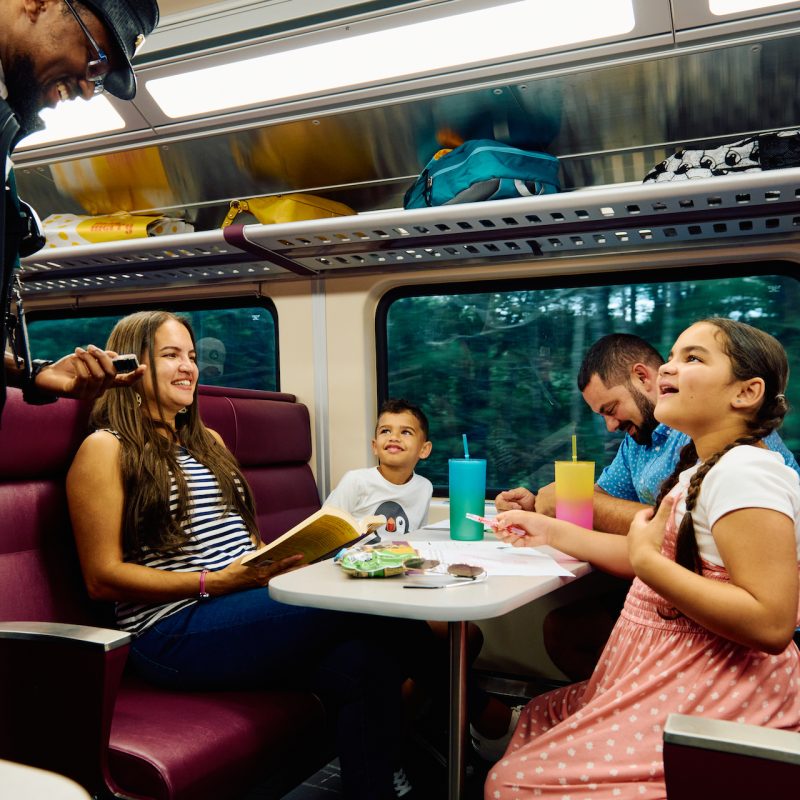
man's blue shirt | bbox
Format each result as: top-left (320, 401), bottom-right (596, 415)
top-left (597, 424), bottom-right (800, 505)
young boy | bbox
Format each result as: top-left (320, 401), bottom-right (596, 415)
top-left (326, 398), bottom-right (433, 538)
top-left (328, 400), bottom-right (521, 763)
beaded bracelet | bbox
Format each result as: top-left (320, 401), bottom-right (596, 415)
top-left (199, 569), bottom-right (210, 599)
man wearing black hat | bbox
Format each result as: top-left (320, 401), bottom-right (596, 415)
top-left (0, 0), bottom-right (159, 421)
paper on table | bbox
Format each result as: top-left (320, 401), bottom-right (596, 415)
top-left (421, 519), bottom-right (451, 530)
top-left (411, 540), bottom-right (573, 577)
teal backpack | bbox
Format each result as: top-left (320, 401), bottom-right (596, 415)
top-left (403, 139), bottom-right (561, 209)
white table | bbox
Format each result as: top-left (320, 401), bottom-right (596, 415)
top-left (269, 537), bottom-right (590, 799)
top-left (0, 760), bottom-right (92, 799)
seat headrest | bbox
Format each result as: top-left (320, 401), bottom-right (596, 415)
top-left (0, 389), bottom-right (92, 479)
top-left (197, 386), bottom-right (311, 467)
top-left (0, 386), bottom-right (310, 478)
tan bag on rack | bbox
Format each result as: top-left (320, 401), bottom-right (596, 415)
top-left (221, 194), bottom-right (355, 227)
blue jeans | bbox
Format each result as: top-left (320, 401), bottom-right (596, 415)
top-left (130, 588), bottom-right (434, 799)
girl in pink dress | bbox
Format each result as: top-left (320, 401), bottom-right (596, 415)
top-left (489, 318), bottom-right (800, 800)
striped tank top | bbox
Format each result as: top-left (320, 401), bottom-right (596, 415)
top-left (115, 443), bottom-right (256, 634)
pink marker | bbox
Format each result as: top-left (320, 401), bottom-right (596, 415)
top-left (465, 513), bottom-right (527, 536)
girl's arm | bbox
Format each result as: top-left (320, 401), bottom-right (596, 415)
top-left (66, 431), bottom-right (301, 603)
top-left (494, 510), bottom-right (635, 578)
top-left (629, 502), bottom-right (798, 653)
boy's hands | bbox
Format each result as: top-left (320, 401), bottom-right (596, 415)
top-left (205, 553), bottom-right (305, 596)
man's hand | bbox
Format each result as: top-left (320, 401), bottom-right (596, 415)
top-left (35, 346), bottom-right (146, 401)
top-left (533, 482), bottom-right (556, 516)
top-left (494, 486), bottom-right (536, 511)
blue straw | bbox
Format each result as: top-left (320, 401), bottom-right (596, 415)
top-left (462, 434), bottom-right (470, 459)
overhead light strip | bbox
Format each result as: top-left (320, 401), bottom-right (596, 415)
top-left (709, 0), bottom-right (799, 14)
top-left (17, 95), bottom-right (125, 149)
top-left (145, 0), bottom-right (636, 119)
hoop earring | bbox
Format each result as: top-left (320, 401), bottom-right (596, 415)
top-left (134, 392), bottom-right (142, 408)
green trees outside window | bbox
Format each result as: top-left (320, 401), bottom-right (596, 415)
top-left (381, 270), bottom-right (800, 494)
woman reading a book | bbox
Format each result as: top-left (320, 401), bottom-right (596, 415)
top-left (67, 310), bottom-right (432, 800)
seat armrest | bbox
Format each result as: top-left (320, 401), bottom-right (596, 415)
top-left (664, 713), bottom-right (800, 800)
top-left (664, 713), bottom-right (800, 764)
top-left (0, 620), bottom-right (131, 797)
top-left (0, 621), bottom-right (131, 650)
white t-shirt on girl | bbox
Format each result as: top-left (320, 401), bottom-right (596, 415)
top-left (672, 444), bottom-right (800, 567)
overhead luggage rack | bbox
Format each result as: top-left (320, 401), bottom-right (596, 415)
top-left (19, 167), bottom-right (800, 297)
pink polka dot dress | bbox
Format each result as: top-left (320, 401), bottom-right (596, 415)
top-left (486, 500), bottom-right (800, 799)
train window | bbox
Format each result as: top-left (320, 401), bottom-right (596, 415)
top-left (27, 299), bottom-right (279, 391)
top-left (378, 268), bottom-right (800, 494)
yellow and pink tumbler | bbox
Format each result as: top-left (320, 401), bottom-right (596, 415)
top-left (555, 436), bottom-right (594, 529)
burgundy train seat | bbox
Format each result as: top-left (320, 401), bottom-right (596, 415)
top-left (0, 386), bottom-right (327, 800)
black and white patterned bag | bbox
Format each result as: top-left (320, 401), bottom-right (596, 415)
top-left (643, 129), bottom-right (800, 183)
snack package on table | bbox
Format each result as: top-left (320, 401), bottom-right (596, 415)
top-left (336, 541), bottom-right (418, 578)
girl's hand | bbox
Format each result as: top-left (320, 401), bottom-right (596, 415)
top-left (207, 553), bottom-right (305, 595)
top-left (627, 494), bottom-right (675, 573)
top-left (494, 510), bottom-right (553, 548)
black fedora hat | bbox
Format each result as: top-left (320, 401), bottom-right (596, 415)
top-left (81, 0), bottom-right (160, 100)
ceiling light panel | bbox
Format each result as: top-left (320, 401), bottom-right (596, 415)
top-left (709, 1), bottom-right (798, 14)
top-left (144, 0), bottom-right (642, 119)
top-left (672, 0), bottom-right (800, 34)
top-left (16, 95), bottom-right (127, 149)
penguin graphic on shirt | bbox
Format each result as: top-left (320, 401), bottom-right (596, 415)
top-left (372, 501), bottom-right (411, 541)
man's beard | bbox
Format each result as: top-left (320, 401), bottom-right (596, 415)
top-left (626, 384), bottom-right (659, 446)
top-left (4, 55), bottom-right (44, 136)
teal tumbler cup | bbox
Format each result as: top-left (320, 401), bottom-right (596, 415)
top-left (449, 458), bottom-right (487, 540)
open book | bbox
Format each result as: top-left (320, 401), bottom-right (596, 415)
top-left (241, 506), bottom-right (387, 567)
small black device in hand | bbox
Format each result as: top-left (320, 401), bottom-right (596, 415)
top-left (112, 354), bottom-right (139, 374)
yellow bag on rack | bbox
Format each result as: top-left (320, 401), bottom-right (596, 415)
top-left (221, 194), bottom-right (355, 228)
top-left (42, 213), bottom-right (193, 248)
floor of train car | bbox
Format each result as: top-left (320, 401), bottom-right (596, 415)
top-left (263, 751), bottom-right (489, 799)
top-left (243, 675), bottom-right (566, 799)
top-left (278, 761), bottom-right (344, 800)
top-left (241, 738), bottom-right (486, 798)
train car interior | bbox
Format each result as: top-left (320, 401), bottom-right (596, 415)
top-left (2, 0), bottom-right (800, 797)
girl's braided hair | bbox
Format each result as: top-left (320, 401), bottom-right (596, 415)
top-left (653, 318), bottom-right (789, 575)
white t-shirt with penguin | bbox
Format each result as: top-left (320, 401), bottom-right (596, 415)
top-left (325, 466), bottom-right (433, 538)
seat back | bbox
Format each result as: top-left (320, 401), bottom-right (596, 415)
top-left (0, 389), bottom-right (94, 626)
top-left (197, 385), bottom-right (321, 541)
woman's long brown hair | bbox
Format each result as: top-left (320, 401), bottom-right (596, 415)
top-left (91, 311), bottom-right (259, 557)
top-left (653, 318), bottom-right (789, 575)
